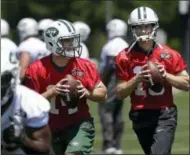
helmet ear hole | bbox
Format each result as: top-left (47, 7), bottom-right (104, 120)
top-left (49, 42), bottom-right (53, 46)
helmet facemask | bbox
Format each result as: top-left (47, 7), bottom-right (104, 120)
top-left (131, 23), bottom-right (159, 42)
top-left (56, 34), bottom-right (82, 58)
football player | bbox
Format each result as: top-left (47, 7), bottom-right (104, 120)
top-left (1, 19), bottom-right (18, 63)
top-left (73, 21), bottom-right (91, 59)
top-left (115, 7), bottom-right (190, 155)
top-left (17, 18), bottom-right (50, 80)
top-left (98, 19), bottom-right (129, 154)
top-left (1, 48), bottom-right (51, 154)
top-left (23, 19), bottom-right (107, 155)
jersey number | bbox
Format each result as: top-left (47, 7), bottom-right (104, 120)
top-left (133, 66), bottom-right (165, 96)
top-left (46, 85), bottom-right (78, 115)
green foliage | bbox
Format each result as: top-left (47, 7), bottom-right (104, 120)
top-left (1, 1), bottom-right (182, 57)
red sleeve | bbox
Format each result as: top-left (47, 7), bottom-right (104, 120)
top-left (164, 50), bottom-right (187, 74)
top-left (115, 52), bottom-right (130, 81)
top-left (86, 62), bottom-right (101, 90)
top-left (23, 64), bottom-right (41, 93)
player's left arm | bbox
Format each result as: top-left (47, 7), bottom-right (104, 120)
top-left (76, 62), bottom-right (107, 102)
top-left (156, 51), bottom-right (190, 91)
top-left (77, 80), bottom-right (107, 102)
top-left (164, 70), bottom-right (190, 91)
top-left (87, 81), bottom-right (107, 102)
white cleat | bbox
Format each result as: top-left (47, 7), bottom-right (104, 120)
top-left (104, 147), bottom-right (116, 154)
top-left (114, 149), bottom-right (123, 154)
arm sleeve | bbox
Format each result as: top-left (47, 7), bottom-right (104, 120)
top-left (86, 62), bottom-right (101, 90)
top-left (115, 54), bottom-right (130, 81)
top-left (165, 51), bottom-right (187, 74)
top-left (23, 65), bottom-right (41, 93)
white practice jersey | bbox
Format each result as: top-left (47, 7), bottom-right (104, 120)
top-left (1, 38), bottom-right (18, 62)
top-left (99, 37), bottom-right (128, 71)
top-left (1, 38), bottom-right (17, 53)
top-left (80, 42), bottom-right (89, 59)
top-left (1, 85), bottom-right (50, 154)
top-left (18, 37), bottom-right (51, 63)
top-left (99, 37), bottom-right (128, 102)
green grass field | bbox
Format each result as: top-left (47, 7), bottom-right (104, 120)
top-left (89, 91), bottom-right (189, 154)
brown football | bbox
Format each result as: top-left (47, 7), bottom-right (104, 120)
top-left (147, 61), bottom-right (164, 84)
top-left (61, 74), bottom-right (79, 106)
top-left (65, 74), bottom-right (78, 92)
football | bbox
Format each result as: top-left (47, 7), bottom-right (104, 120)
top-left (65, 74), bottom-right (78, 92)
top-left (61, 74), bottom-right (79, 107)
top-left (147, 60), bottom-right (164, 84)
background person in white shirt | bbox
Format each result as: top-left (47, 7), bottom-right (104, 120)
top-left (17, 17), bottom-right (50, 80)
top-left (98, 18), bottom-right (129, 154)
top-left (1, 19), bottom-right (18, 63)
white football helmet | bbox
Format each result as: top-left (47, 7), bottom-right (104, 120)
top-left (73, 21), bottom-right (91, 42)
top-left (106, 19), bottom-right (127, 39)
top-left (38, 18), bottom-right (54, 41)
top-left (1, 48), bottom-right (20, 106)
top-left (44, 19), bottom-right (81, 58)
top-left (17, 18), bottom-right (38, 42)
top-left (128, 6), bottom-right (159, 42)
top-left (1, 19), bottom-right (10, 37)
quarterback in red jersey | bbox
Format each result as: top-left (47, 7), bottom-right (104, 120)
top-left (116, 7), bottom-right (189, 155)
top-left (24, 19), bottom-right (107, 155)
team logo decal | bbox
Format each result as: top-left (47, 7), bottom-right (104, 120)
top-left (45, 27), bottom-right (59, 37)
top-left (71, 69), bottom-right (84, 77)
top-left (160, 52), bottom-right (171, 59)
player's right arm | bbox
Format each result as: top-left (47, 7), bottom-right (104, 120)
top-left (115, 53), bottom-right (150, 99)
top-left (116, 77), bottom-right (139, 99)
top-left (41, 78), bottom-right (70, 100)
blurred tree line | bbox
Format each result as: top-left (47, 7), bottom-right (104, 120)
top-left (2, 0), bottom-right (181, 60)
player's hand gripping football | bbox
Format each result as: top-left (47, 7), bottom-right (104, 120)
top-left (76, 80), bottom-right (91, 98)
top-left (55, 78), bottom-right (70, 95)
top-left (155, 62), bottom-right (167, 78)
top-left (136, 64), bottom-right (152, 83)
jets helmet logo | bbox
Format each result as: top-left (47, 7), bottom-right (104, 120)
top-left (45, 27), bottom-right (59, 37)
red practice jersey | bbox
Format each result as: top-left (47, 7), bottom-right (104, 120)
top-left (116, 44), bottom-right (187, 110)
top-left (24, 54), bottom-right (101, 131)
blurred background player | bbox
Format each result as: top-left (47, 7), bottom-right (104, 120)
top-left (73, 21), bottom-right (91, 59)
top-left (1, 19), bottom-right (18, 63)
top-left (17, 17), bottom-right (50, 80)
top-left (98, 19), bottom-right (129, 154)
top-left (155, 28), bottom-right (168, 45)
top-left (23, 19), bottom-right (107, 155)
top-left (1, 48), bottom-right (51, 155)
top-left (38, 18), bottom-right (54, 41)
